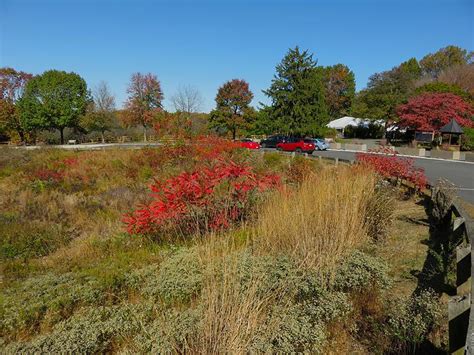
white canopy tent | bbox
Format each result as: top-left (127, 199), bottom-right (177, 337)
top-left (327, 116), bottom-right (365, 130)
top-left (327, 116), bottom-right (383, 136)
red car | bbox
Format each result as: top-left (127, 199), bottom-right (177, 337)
top-left (240, 139), bottom-right (260, 150)
top-left (276, 138), bottom-right (315, 153)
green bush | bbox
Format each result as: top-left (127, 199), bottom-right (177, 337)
top-left (461, 127), bottom-right (474, 151)
top-left (0, 221), bottom-right (70, 260)
top-left (386, 289), bottom-right (442, 351)
top-left (132, 307), bottom-right (202, 353)
top-left (0, 273), bottom-right (105, 337)
top-left (334, 250), bottom-right (391, 292)
top-left (5, 304), bottom-right (155, 353)
top-left (139, 248), bottom-right (203, 304)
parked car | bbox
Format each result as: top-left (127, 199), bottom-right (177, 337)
top-left (260, 135), bottom-right (288, 148)
top-left (311, 138), bottom-right (329, 151)
top-left (240, 139), bottom-right (260, 150)
top-left (276, 138), bottom-right (315, 153)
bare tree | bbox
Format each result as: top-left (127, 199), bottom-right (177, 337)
top-left (82, 81), bottom-right (116, 143)
top-left (171, 85), bottom-right (203, 114)
top-left (438, 64), bottom-right (474, 95)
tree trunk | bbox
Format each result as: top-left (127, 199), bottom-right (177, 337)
top-left (232, 127), bottom-right (236, 140)
top-left (143, 126), bottom-right (147, 142)
top-left (60, 128), bottom-right (64, 145)
top-left (101, 131), bottom-right (105, 144)
top-left (18, 130), bottom-right (25, 144)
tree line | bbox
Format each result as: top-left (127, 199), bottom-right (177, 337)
top-left (1, 45), bottom-right (473, 144)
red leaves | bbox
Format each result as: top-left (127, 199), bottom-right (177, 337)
top-left (32, 168), bottom-right (64, 183)
top-left (396, 93), bottom-right (474, 131)
top-left (30, 156), bottom-right (86, 184)
top-left (124, 159), bottom-right (280, 236)
top-left (356, 149), bottom-right (427, 190)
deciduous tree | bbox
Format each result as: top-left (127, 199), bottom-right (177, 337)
top-left (0, 67), bottom-right (33, 141)
top-left (170, 85), bottom-right (203, 138)
top-left (323, 64), bottom-right (355, 119)
top-left (209, 79), bottom-right (254, 139)
top-left (438, 64), bottom-right (474, 96)
top-left (396, 93), bottom-right (474, 131)
top-left (414, 82), bottom-right (472, 103)
top-left (352, 58), bottom-right (421, 121)
top-left (18, 70), bottom-right (89, 144)
top-left (81, 81), bottom-right (116, 143)
top-left (171, 85), bottom-right (203, 114)
top-left (420, 45), bottom-right (473, 78)
top-left (122, 72), bottom-right (163, 142)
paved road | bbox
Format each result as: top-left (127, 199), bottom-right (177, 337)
top-left (311, 149), bottom-right (474, 204)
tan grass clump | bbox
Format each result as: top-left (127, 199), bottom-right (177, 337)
top-left (254, 165), bottom-right (377, 275)
top-left (189, 235), bottom-right (285, 353)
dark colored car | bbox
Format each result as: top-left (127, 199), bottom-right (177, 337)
top-left (260, 135), bottom-right (288, 148)
top-left (240, 139), bottom-right (260, 150)
top-left (276, 138), bottom-right (315, 153)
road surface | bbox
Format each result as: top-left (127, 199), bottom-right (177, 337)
top-left (312, 149), bottom-right (474, 204)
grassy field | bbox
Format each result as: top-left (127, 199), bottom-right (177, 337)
top-left (0, 142), bottom-right (447, 353)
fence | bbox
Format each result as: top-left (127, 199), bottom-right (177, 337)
top-left (448, 202), bottom-right (474, 354)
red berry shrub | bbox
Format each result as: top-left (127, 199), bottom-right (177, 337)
top-left (356, 149), bottom-right (427, 191)
top-left (32, 168), bottom-right (64, 183)
top-left (123, 159), bottom-right (280, 237)
top-left (30, 155), bottom-right (89, 186)
top-left (192, 136), bottom-right (242, 161)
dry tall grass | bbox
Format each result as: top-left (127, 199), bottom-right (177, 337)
top-left (254, 165), bottom-right (377, 276)
top-left (180, 235), bottom-right (286, 353)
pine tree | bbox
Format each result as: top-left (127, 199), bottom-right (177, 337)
top-left (263, 46), bottom-right (328, 136)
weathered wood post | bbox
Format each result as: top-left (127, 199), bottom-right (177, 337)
top-left (448, 203), bottom-right (474, 354)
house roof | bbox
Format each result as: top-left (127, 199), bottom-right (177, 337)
top-left (440, 119), bottom-right (464, 134)
top-left (327, 116), bottom-right (383, 130)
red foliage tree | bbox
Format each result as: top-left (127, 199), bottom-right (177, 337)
top-left (122, 72), bottom-right (163, 141)
top-left (209, 79), bottom-right (254, 139)
top-left (0, 67), bottom-right (33, 141)
top-left (396, 93), bottom-right (474, 131)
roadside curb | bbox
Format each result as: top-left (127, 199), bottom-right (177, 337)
top-left (327, 149), bottom-right (474, 165)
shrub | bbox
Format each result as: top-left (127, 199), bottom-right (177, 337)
top-left (334, 250), bottom-right (391, 292)
top-left (461, 127), bottom-right (474, 151)
top-left (4, 304), bottom-right (155, 353)
top-left (386, 289), bottom-right (442, 352)
top-left (0, 221), bottom-right (70, 260)
top-left (356, 149), bottom-right (427, 191)
top-left (124, 159), bottom-right (280, 237)
top-left (192, 248), bottom-right (352, 353)
top-left (0, 273), bottom-right (104, 338)
top-left (286, 156), bottom-right (317, 184)
top-left (140, 248), bottom-right (203, 304)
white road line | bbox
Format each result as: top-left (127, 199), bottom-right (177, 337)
top-left (327, 149), bottom-right (474, 165)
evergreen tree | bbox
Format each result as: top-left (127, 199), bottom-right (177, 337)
top-left (263, 47), bottom-right (328, 136)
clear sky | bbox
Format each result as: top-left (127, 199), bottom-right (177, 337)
top-left (1, 0), bottom-right (473, 112)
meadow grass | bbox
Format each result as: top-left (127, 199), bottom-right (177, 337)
top-left (0, 146), bottom-right (445, 353)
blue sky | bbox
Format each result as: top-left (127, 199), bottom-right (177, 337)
top-left (1, 0), bottom-right (473, 112)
